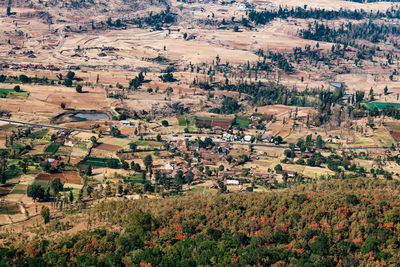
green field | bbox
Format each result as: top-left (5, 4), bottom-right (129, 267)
top-left (124, 174), bottom-right (143, 183)
top-left (75, 142), bottom-right (87, 149)
top-left (81, 157), bottom-right (121, 168)
top-left (236, 117), bottom-right (250, 128)
top-left (195, 116), bottom-right (231, 121)
top-left (45, 143), bottom-right (59, 154)
top-left (0, 88), bottom-right (29, 99)
top-left (32, 129), bottom-right (48, 139)
top-left (365, 102), bottom-right (400, 110)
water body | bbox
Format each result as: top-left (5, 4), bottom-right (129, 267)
top-left (73, 113), bottom-right (109, 121)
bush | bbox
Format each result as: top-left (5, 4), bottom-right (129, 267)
top-left (76, 85), bottom-right (82, 93)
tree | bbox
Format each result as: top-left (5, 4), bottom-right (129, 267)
top-left (175, 170), bottom-right (185, 186)
top-left (51, 178), bottom-right (64, 195)
top-left (185, 171), bottom-right (194, 184)
top-left (41, 206), bottom-right (50, 224)
top-left (27, 184), bottom-right (45, 201)
top-left (6, 6), bottom-right (11, 16)
top-left (316, 135), bottom-right (324, 149)
top-left (107, 159), bottom-right (119, 169)
top-left (274, 164), bottom-right (283, 171)
top-left (60, 102), bottom-right (66, 109)
top-left (19, 74), bottom-right (30, 83)
top-left (165, 87), bottom-right (174, 97)
top-left (143, 155), bottom-right (153, 170)
top-left (133, 163), bottom-right (141, 172)
top-left (156, 134), bottom-right (162, 142)
top-left (142, 171), bottom-right (147, 183)
top-left (85, 165), bottom-right (92, 176)
top-left (90, 136), bottom-right (97, 146)
top-left (160, 73), bottom-right (175, 82)
top-left (122, 160), bottom-right (129, 170)
top-left (384, 86), bottom-right (389, 95)
top-left (111, 127), bottom-right (121, 137)
top-left (69, 190), bottom-right (74, 203)
top-left (63, 78), bottom-right (72, 87)
top-left (66, 71), bottom-right (75, 80)
top-left (76, 85), bottom-right (82, 93)
top-left (161, 120), bottom-right (169, 127)
top-left (129, 143), bottom-right (138, 151)
top-left (13, 85), bottom-right (20, 92)
top-left (217, 180), bottom-right (227, 193)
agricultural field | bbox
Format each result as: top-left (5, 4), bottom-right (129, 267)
top-left (1, 0), bottom-right (400, 265)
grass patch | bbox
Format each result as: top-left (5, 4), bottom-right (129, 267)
top-left (0, 88), bottom-right (29, 99)
top-left (75, 142), bottom-right (87, 149)
top-left (190, 186), bottom-right (211, 193)
top-left (365, 102), bottom-right (400, 110)
top-left (32, 129), bottom-right (48, 139)
top-left (236, 117), bottom-right (250, 128)
top-left (124, 174), bottom-right (143, 183)
top-left (195, 116), bottom-right (231, 121)
top-left (81, 157), bottom-right (121, 168)
top-left (45, 143), bottom-right (59, 154)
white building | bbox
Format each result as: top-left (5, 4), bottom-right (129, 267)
top-left (164, 163), bottom-right (174, 171)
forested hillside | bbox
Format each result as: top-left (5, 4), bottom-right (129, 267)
top-left (2, 179), bottom-right (400, 266)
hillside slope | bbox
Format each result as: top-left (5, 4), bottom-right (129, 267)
top-left (1, 178), bottom-right (400, 266)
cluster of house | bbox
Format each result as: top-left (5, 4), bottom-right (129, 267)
top-left (221, 133), bottom-right (274, 143)
top-left (0, 62), bottom-right (60, 71)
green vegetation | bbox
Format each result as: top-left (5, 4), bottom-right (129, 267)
top-left (4, 179), bottom-right (400, 265)
top-left (81, 157), bottom-right (121, 169)
top-left (45, 143), bottom-right (59, 154)
top-left (365, 102), bottom-right (400, 110)
top-left (124, 174), bottom-right (143, 184)
top-left (235, 117), bottom-right (250, 128)
top-left (0, 88), bottom-right (29, 99)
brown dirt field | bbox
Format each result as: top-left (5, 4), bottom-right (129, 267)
top-left (35, 171), bottom-right (82, 185)
top-left (96, 143), bottom-right (121, 152)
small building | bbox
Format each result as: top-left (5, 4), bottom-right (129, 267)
top-left (120, 120), bottom-right (133, 127)
top-left (330, 82), bottom-right (343, 89)
top-left (261, 133), bottom-right (273, 143)
top-left (226, 180), bottom-right (239, 185)
top-left (243, 135), bottom-right (253, 142)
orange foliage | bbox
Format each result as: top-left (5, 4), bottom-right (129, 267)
top-left (384, 222), bottom-right (394, 230)
top-left (295, 248), bottom-right (304, 255)
top-left (140, 261), bottom-right (152, 267)
top-left (176, 235), bottom-right (185, 240)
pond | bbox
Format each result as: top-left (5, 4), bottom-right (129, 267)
top-left (72, 113), bottom-right (109, 121)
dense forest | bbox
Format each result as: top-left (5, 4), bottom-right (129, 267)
top-left (300, 21), bottom-right (400, 45)
top-left (246, 6), bottom-right (400, 26)
top-left (2, 179), bottom-right (400, 266)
